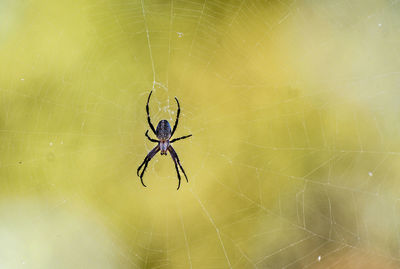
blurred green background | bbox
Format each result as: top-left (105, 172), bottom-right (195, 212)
top-left (1, 0), bottom-right (400, 268)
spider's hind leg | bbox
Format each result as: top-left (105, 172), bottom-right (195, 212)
top-left (146, 91), bottom-right (157, 135)
top-left (171, 97), bottom-right (181, 137)
top-left (170, 134), bottom-right (192, 143)
top-left (145, 130), bottom-right (159, 143)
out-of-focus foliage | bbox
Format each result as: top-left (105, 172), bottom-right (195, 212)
top-left (1, 0), bottom-right (400, 268)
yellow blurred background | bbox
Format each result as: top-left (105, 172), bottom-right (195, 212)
top-left (1, 0), bottom-right (400, 268)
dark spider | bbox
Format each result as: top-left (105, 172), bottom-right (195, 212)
top-left (137, 91), bottom-right (192, 190)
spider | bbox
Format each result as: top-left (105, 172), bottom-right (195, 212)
top-left (137, 91), bottom-right (192, 190)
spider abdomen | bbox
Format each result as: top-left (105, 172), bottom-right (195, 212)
top-left (156, 120), bottom-right (172, 140)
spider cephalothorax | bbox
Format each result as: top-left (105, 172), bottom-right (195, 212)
top-left (137, 91), bottom-right (192, 190)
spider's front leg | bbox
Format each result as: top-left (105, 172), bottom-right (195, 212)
top-left (168, 145), bottom-right (188, 190)
top-left (137, 144), bottom-right (160, 187)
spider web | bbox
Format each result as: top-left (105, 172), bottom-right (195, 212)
top-left (1, 0), bottom-right (400, 268)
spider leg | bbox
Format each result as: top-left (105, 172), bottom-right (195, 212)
top-left (146, 91), bottom-right (157, 135)
top-left (170, 134), bottom-right (192, 143)
top-left (168, 145), bottom-right (188, 186)
top-left (137, 144), bottom-right (160, 187)
top-left (171, 97), bottom-right (180, 137)
top-left (145, 130), bottom-right (159, 143)
top-left (172, 157), bottom-right (181, 190)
